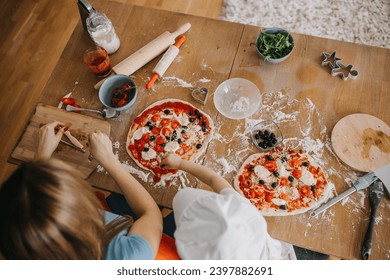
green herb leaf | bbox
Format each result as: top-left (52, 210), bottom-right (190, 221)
top-left (257, 31), bottom-right (294, 59)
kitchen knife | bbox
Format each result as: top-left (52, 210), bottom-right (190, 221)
top-left (361, 180), bottom-right (384, 260)
top-left (60, 139), bottom-right (86, 153)
top-left (64, 130), bottom-right (85, 150)
top-left (58, 92), bottom-right (72, 108)
top-left (374, 163), bottom-right (390, 196)
top-left (94, 22), bottom-right (191, 89)
top-left (310, 172), bottom-right (378, 217)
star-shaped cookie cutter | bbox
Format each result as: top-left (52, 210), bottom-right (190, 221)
top-left (321, 50), bottom-right (358, 80)
top-left (321, 51), bottom-right (342, 69)
top-left (331, 61), bottom-right (359, 80)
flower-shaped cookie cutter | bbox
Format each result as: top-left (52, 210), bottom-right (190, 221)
top-left (331, 61), bottom-right (359, 80)
top-left (321, 50), bottom-right (358, 80)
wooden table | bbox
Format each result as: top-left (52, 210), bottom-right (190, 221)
top-left (10, 0), bottom-right (390, 260)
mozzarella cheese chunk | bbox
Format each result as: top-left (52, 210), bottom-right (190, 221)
top-left (254, 165), bottom-right (273, 183)
top-left (300, 169), bottom-right (317, 186)
top-left (176, 113), bottom-right (189, 126)
top-left (133, 127), bottom-right (149, 141)
top-left (142, 149), bottom-right (157, 160)
top-left (278, 161), bottom-right (290, 177)
top-left (272, 198), bottom-right (287, 206)
top-left (164, 141), bottom-right (180, 152)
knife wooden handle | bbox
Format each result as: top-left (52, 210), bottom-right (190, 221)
top-left (361, 210), bottom-right (377, 260)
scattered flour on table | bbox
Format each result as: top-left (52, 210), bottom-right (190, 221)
top-left (216, 158), bottom-right (236, 174)
top-left (199, 78), bottom-right (211, 83)
top-left (112, 141), bottom-right (120, 149)
top-left (162, 76), bottom-right (193, 88)
top-left (200, 59), bottom-right (209, 70)
top-left (120, 161), bottom-right (150, 182)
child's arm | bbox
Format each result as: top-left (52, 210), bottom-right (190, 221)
top-left (89, 131), bottom-right (162, 257)
top-left (161, 153), bottom-right (231, 193)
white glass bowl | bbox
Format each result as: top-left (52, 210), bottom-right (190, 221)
top-left (213, 78), bottom-right (261, 119)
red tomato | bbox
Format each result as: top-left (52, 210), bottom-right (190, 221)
top-left (299, 185), bottom-right (311, 198)
top-left (292, 169), bottom-right (302, 179)
top-left (151, 114), bottom-right (161, 122)
top-left (161, 127), bottom-right (172, 136)
top-left (141, 133), bottom-right (150, 142)
top-left (263, 160), bottom-right (277, 172)
top-left (61, 97), bottom-right (75, 105)
top-left (135, 141), bottom-right (144, 150)
top-left (155, 136), bottom-right (165, 145)
top-left (289, 159), bottom-right (301, 168)
top-left (160, 118), bottom-right (170, 127)
top-left (151, 127), bottom-right (161, 136)
top-left (174, 107), bottom-right (185, 115)
top-left (279, 177), bottom-right (289, 186)
top-left (153, 145), bottom-right (164, 153)
top-left (180, 143), bottom-right (191, 153)
top-left (117, 99), bottom-right (127, 107)
top-left (122, 83), bottom-right (132, 90)
top-left (240, 179), bottom-right (252, 188)
top-left (171, 120), bottom-right (181, 129)
top-left (279, 192), bottom-right (289, 201)
top-left (255, 187), bottom-right (265, 198)
top-left (265, 192), bottom-right (275, 202)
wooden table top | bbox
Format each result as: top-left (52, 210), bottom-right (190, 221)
top-left (11, 0), bottom-right (389, 260)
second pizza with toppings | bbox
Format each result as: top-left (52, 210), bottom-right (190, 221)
top-left (126, 99), bottom-right (214, 182)
top-left (234, 149), bottom-right (330, 216)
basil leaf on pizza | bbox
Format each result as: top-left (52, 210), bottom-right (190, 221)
top-left (126, 99), bottom-right (214, 182)
top-left (234, 150), bottom-right (331, 216)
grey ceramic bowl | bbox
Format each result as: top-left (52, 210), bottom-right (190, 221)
top-left (254, 27), bottom-right (294, 64)
top-left (99, 74), bottom-right (137, 111)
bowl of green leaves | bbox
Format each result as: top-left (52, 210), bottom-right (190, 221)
top-left (254, 27), bottom-right (294, 64)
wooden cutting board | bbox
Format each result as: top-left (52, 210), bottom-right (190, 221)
top-left (11, 103), bottom-right (111, 178)
top-left (331, 113), bottom-right (390, 172)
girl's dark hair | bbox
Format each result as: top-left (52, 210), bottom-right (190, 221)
top-left (0, 159), bottom-right (133, 259)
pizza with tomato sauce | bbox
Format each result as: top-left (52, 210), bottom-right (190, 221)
top-left (126, 99), bottom-right (214, 182)
top-left (234, 149), bottom-right (331, 216)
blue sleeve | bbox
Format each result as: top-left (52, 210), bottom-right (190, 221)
top-left (103, 211), bottom-right (154, 260)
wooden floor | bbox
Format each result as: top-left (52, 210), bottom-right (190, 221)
top-left (0, 0), bottom-right (223, 183)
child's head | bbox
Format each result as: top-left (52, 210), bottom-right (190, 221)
top-left (173, 188), bottom-right (270, 259)
top-left (0, 159), bottom-right (105, 259)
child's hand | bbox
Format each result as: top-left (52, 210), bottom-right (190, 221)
top-left (161, 153), bottom-right (182, 169)
top-left (36, 121), bottom-right (65, 159)
top-left (88, 131), bottom-right (115, 165)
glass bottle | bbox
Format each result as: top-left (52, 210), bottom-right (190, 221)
top-left (86, 11), bottom-right (120, 54)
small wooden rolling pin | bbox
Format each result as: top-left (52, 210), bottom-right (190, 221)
top-left (94, 23), bottom-right (191, 90)
top-left (146, 35), bottom-right (186, 89)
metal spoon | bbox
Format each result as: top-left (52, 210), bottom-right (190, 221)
top-left (361, 180), bottom-right (384, 260)
top-left (66, 104), bottom-right (119, 118)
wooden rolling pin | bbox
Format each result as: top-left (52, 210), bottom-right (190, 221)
top-left (94, 22), bottom-right (191, 90)
top-left (146, 35), bottom-right (186, 89)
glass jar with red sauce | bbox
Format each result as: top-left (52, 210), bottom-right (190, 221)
top-left (83, 46), bottom-right (112, 78)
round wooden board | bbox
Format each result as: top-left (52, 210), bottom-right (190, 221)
top-left (331, 113), bottom-right (390, 172)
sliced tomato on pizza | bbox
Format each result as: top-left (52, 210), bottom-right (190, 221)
top-left (234, 149), bottom-right (331, 216)
top-left (126, 99), bottom-right (214, 182)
